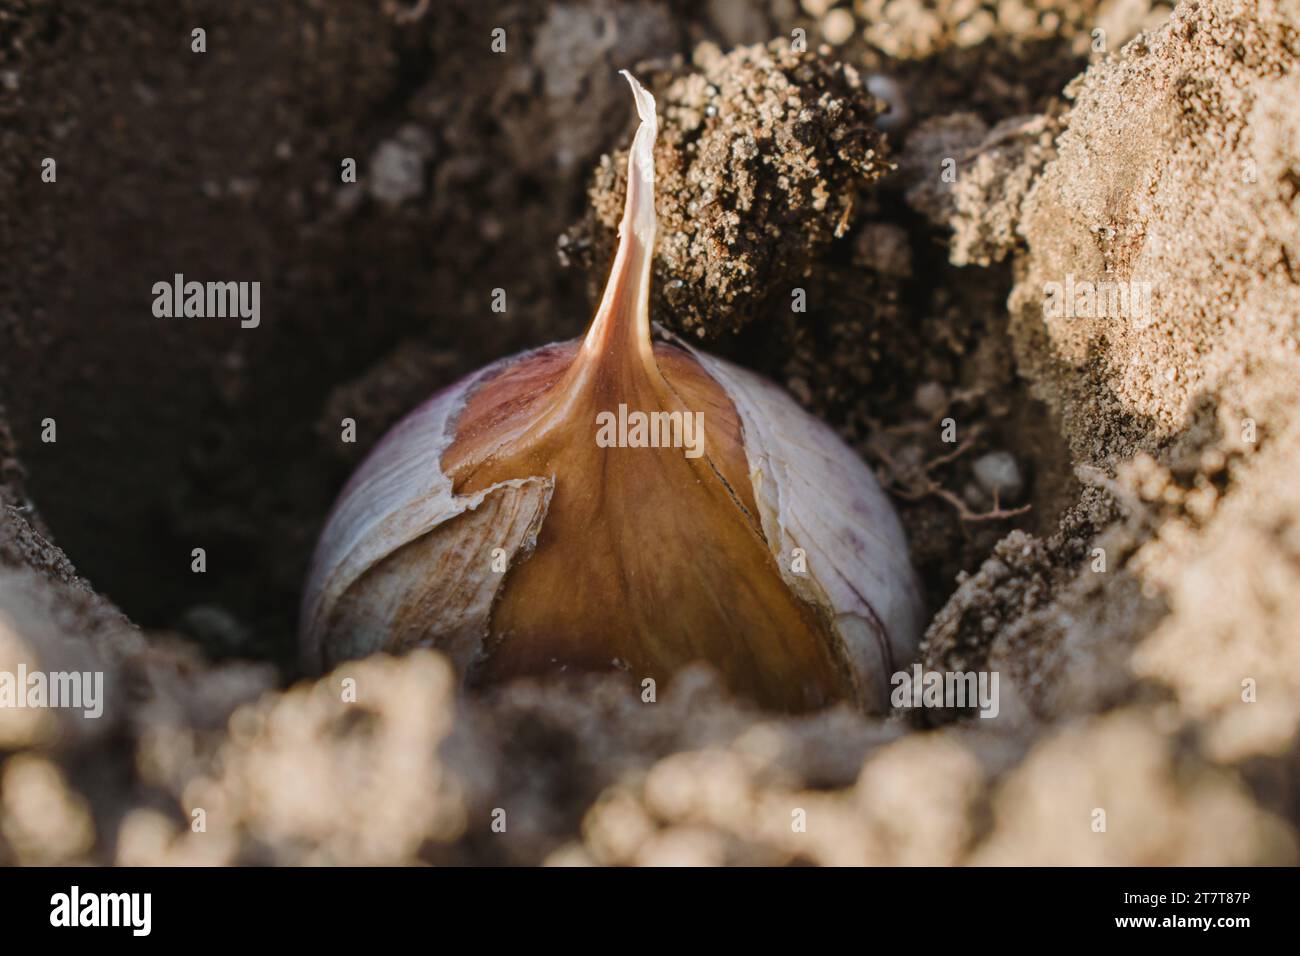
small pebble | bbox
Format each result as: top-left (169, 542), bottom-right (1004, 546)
top-left (368, 125), bottom-right (435, 206)
top-left (866, 73), bottom-right (908, 130)
top-left (913, 382), bottom-right (947, 417)
top-left (973, 451), bottom-right (1024, 503)
top-left (962, 482), bottom-right (986, 508)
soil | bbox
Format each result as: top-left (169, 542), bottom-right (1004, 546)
top-left (0, 0), bottom-right (1297, 865)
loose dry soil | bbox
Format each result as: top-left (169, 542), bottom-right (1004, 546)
top-left (0, 0), bottom-right (1296, 864)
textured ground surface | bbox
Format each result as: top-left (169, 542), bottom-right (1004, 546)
top-left (1, 0), bottom-right (1297, 864)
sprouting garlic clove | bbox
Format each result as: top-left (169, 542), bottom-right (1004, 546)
top-left (301, 72), bottom-right (924, 712)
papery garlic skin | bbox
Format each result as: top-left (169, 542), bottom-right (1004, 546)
top-left (691, 351), bottom-right (925, 703)
top-left (300, 350), bottom-right (555, 675)
top-left (301, 72), bottom-right (923, 712)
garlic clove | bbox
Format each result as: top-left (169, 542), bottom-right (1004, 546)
top-left (301, 72), bottom-right (922, 712)
top-left (688, 348), bottom-right (926, 705)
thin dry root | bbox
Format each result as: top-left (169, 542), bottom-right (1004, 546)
top-left (868, 426), bottom-right (1031, 524)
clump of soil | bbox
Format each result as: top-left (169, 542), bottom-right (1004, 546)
top-left (1, 0), bottom-right (1298, 865)
top-left (564, 39), bottom-right (892, 334)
